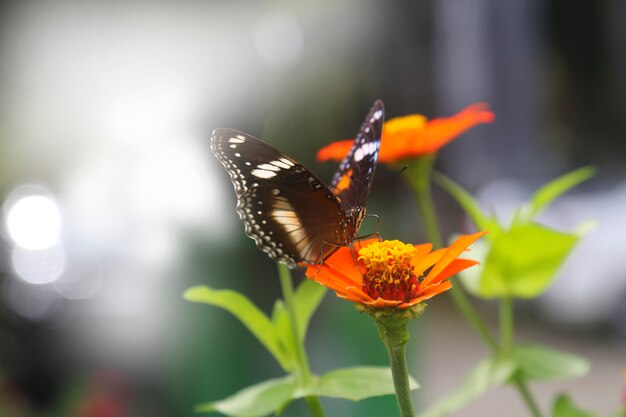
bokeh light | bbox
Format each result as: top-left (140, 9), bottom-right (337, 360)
top-left (4, 194), bottom-right (61, 250)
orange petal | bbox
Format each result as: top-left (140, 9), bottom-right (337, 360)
top-left (343, 285), bottom-right (374, 303)
top-left (305, 264), bottom-right (356, 296)
top-left (316, 139), bottom-right (353, 162)
top-left (336, 291), bottom-right (367, 304)
top-left (412, 243), bottom-right (433, 262)
top-left (379, 103), bottom-right (494, 163)
top-left (412, 248), bottom-right (447, 277)
top-left (426, 258), bottom-right (480, 285)
top-left (317, 248), bottom-right (363, 286)
top-left (400, 281), bottom-right (453, 308)
top-left (302, 238), bottom-right (381, 301)
top-left (364, 298), bottom-right (403, 308)
top-left (377, 132), bottom-right (420, 163)
top-left (423, 232), bottom-right (487, 286)
top-left (317, 103), bottom-right (494, 164)
top-left (418, 103), bottom-right (495, 154)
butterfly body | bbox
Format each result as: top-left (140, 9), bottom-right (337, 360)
top-left (211, 100), bottom-right (384, 268)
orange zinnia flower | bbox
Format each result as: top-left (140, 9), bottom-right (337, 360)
top-left (317, 103), bottom-right (494, 164)
top-left (303, 232), bottom-right (486, 309)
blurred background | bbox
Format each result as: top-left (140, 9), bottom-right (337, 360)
top-left (0, 1), bottom-right (625, 416)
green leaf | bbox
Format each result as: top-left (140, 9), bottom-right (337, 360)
top-left (552, 394), bottom-right (598, 417)
top-left (184, 286), bottom-right (293, 371)
top-left (194, 367), bottom-right (419, 416)
top-left (195, 376), bottom-right (295, 417)
top-left (479, 223), bottom-right (579, 299)
top-left (521, 166), bottom-right (596, 222)
top-left (433, 172), bottom-right (500, 235)
top-left (268, 280), bottom-right (327, 367)
top-left (293, 279), bottom-right (326, 341)
top-left (270, 300), bottom-right (298, 365)
top-left (417, 356), bottom-right (517, 417)
top-left (513, 345), bottom-right (589, 381)
top-left (312, 367), bottom-right (418, 401)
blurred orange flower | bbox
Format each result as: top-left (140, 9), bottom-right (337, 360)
top-left (303, 232), bottom-right (486, 309)
top-left (317, 103), bottom-right (494, 164)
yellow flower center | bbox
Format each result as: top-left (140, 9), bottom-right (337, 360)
top-left (358, 240), bottom-right (419, 302)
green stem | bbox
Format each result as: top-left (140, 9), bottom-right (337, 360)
top-left (500, 297), bottom-right (514, 352)
top-left (375, 317), bottom-right (416, 417)
top-left (277, 264), bottom-right (326, 417)
top-left (303, 396), bottom-right (325, 417)
top-left (500, 297), bottom-right (544, 417)
top-left (403, 155), bottom-right (442, 248)
top-left (511, 378), bottom-right (544, 417)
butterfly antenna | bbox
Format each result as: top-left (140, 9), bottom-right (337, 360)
top-left (366, 166), bottom-right (408, 201)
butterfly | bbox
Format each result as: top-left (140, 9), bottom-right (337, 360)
top-left (211, 100), bottom-right (384, 268)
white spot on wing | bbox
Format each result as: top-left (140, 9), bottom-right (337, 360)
top-left (271, 209), bottom-right (298, 218)
top-left (271, 202), bottom-right (308, 250)
top-left (280, 158), bottom-right (294, 167)
top-left (229, 137), bottom-right (245, 144)
top-left (353, 142), bottom-right (378, 162)
top-left (258, 163), bottom-right (280, 171)
top-left (271, 160), bottom-right (291, 169)
top-left (252, 169), bottom-right (277, 179)
top-left (370, 109), bottom-right (383, 123)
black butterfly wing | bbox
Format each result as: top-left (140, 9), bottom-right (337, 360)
top-left (330, 100), bottom-right (384, 211)
top-left (211, 128), bottom-right (346, 268)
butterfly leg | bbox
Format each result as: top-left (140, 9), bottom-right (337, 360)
top-left (356, 213), bottom-right (382, 243)
top-left (365, 213), bottom-right (381, 234)
top-left (348, 242), bottom-right (360, 267)
top-left (310, 240), bottom-right (345, 276)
